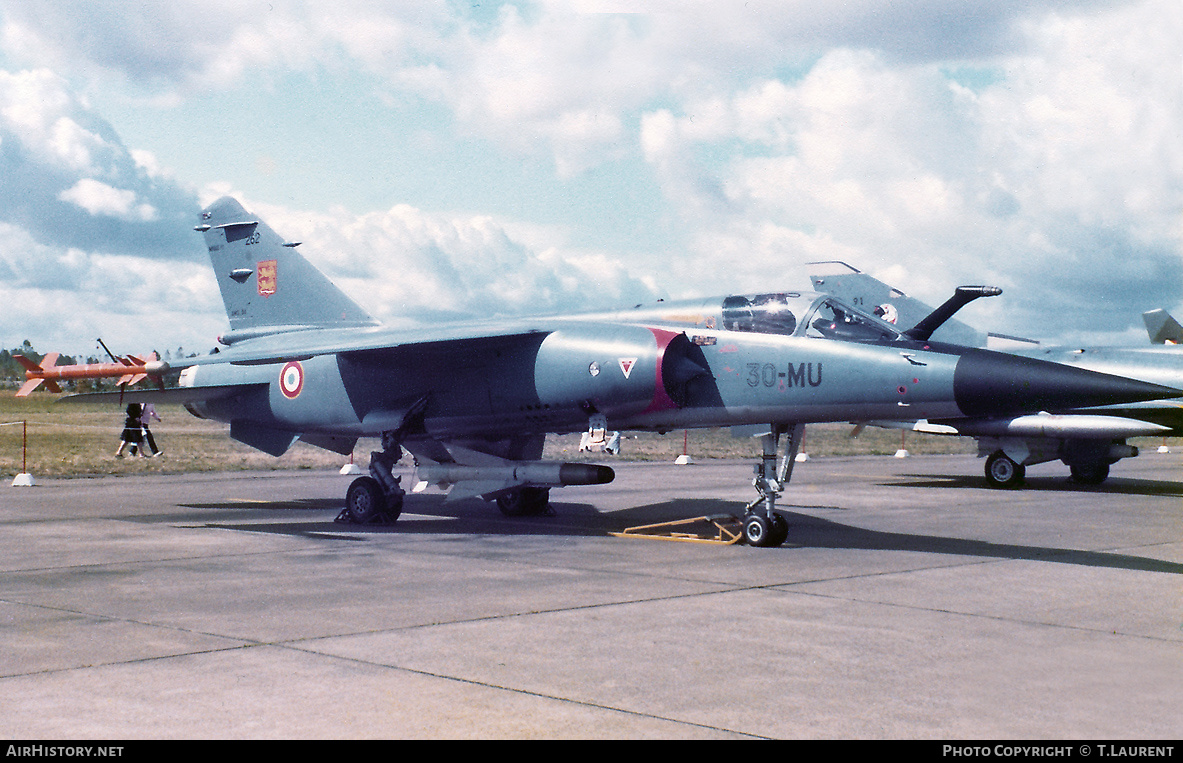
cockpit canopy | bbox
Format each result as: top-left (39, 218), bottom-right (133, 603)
top-left (614, 290), bottom-right (905, 344)
top-left (721, 293), bottom-right (802, 334)
top-left (722, 292), bottom-right (900, 343)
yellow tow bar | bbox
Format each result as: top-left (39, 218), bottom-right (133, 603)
top-left (610, 514), bottom-right (744, 545)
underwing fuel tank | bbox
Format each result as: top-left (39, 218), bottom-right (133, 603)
top-left (933, 413), bottom-right (1171, 439)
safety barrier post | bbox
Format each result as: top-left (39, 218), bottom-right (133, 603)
top-left (12, 420), bottom-right (35, 486)
top-left (674, 429), bottom-right (694, 465)
top-left (340, 451), bottom-right (363, 475)
top-left (894, 428), bottom-right (909, 459)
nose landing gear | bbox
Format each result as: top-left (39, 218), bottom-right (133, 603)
top-left (741, 423), bottom-right (803, 548)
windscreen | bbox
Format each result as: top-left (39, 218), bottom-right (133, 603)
top-left (719, 292), bottom-right (899, 343)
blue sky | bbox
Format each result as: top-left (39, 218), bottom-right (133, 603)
top-left (0, 0), bottom-right (1180, 358)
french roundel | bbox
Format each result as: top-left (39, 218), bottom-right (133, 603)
top-left (279, 361), bottom-right (304, 399)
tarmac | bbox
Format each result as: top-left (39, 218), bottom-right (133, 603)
top-left (1, 451), bottom-right (1181, 740)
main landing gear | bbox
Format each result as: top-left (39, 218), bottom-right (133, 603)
top-left (339, 430), bottom-right (406, 524)
top-left (495, 486), bottom-right (552, 517)
top-left (741, 423), bottom-right (804, 548)
top-left (1069, 462), bottom-right (1109, 485)
top-left (984, 447), bottom-right (1117, 489)
top-left (985, 450), bottom-right (1025, 489)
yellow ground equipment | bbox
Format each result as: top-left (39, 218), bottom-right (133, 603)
top-left (610, 514), bottom-right (744, 545)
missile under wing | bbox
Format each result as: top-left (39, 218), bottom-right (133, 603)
top-left (49, 199), bottom-right (1182, 546)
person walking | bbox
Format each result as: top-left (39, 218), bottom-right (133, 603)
top-left (141, 403), bottom-right (162, 457)
top-left (115, 403), bottom-right (145, 457)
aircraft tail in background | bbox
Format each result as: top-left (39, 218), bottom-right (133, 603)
top-left (1143, 309), bottom-right (1183, 345)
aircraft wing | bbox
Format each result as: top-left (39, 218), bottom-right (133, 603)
top-left (58, 383), bottom-right (268, 405)
top-left (185, 321), bottom-right (554, 367)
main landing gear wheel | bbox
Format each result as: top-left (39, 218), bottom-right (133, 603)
top-left (985, 451), bottom-right (1025, 489)
top-left (346, 476), bottom-right (403, 523)
top-left (743, 513), bottom-right (788, 548)
top-left (1069, 462), bottom-right (1110, 485)
top-left (496, 487), bottom-right (552, 517)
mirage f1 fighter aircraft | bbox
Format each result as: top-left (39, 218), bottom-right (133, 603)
top-left (45, 198), bottom-right (1182, 546)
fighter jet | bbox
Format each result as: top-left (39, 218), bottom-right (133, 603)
top-left (809, 262), bottom-right (1183, 488)
top-left (48, 199), bottom-right (1182, 546)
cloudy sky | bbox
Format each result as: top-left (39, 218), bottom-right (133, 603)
top-left (1, 0), bottom-right (1180, 358)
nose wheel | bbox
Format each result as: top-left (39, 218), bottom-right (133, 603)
top-left (743, 512), bottom-right (789, 548)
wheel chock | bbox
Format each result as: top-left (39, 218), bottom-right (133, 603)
top-left (610, 514), bottom-right (744, 545)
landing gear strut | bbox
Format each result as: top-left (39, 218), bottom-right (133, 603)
top-left (340, 431), bottom-right (406, 524)
top-left (742, 423), bottom-right (803, 547)
top-left (339, 398), bottom-right (429, 524)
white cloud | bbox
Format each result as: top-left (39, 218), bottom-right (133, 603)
top-left (0, 0), bottom-right (1179, 354)
top-left (58, 178), bottom-right (157, 221)
top-left (628, 2), bottom-right (1183, 342)
top-left (0, 69), bottom-right (106, 173)
top-left (0, 66), bottom-right (199, 260)
top-left (238, 196), bottom-right (658, 324)
top-left (0, 221), bottom-right (220, 355)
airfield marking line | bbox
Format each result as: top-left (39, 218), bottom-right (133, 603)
top-left (0, 595), bottom-right (269, 660)
top-left (9, 531), bottom-right (1176, 649)
top-left (278, 643), bottom-right (768, 740)
top-left (0, 643), bottom-right (260, 682)
top-left (0, 592), bottom-right (763, 738)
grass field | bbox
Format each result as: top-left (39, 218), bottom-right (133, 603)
top-left (0, 392), bottom-right (992, 479)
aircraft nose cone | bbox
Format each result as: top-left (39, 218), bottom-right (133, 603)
top-left (953, 349), bottom-right (1182, 418)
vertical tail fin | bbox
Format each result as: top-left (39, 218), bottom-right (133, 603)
top-left (1143, 309), bottom-right (1183, 345)
top-left (195, 197), bottom-right (377, 343)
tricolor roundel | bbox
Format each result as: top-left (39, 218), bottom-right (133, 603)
top-left (279, 361), bottom-right (304, 399)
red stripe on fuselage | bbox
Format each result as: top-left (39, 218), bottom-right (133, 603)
top-left (644, 327), bottom-right (682, 414)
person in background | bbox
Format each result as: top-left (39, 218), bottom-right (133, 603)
top-left (141, 403), bottom-right (162, 457)
top-left (115, 403), bottom-right (145, 457)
